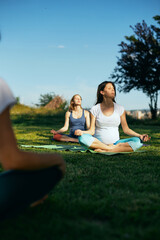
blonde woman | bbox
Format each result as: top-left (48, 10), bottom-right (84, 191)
top-left (51, 94), bottom-right (90, 143)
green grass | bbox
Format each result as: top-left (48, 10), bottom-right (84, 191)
top-left (0, 106), bottom-right (160, 240)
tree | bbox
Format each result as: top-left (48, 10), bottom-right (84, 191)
top-left (111, 16), bottom-right (160, 119)
top-left (37, 92), bottom-right (68, 110)
top-left (44, 95), bottom-right (68, 110)
top-left (37, 92), bottom-right (56, 107)
top-left (15, 97), bottom-right (20, 104)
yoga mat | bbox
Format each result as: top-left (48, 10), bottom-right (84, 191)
top-left (21, 144), bottom-right (145, 155)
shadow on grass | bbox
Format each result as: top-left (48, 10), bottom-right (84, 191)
top-left (11, 112), bottom-right (65, 127)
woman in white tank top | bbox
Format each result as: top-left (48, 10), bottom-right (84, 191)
top-left (75, 81), bottom-right (150, 153)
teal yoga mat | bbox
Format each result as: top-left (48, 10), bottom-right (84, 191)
top-left (21, 144), bottom-right (145, 155)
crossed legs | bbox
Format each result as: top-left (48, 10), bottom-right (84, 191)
top-left (78, 134), bottom-right (143, 152)
top-left (51, 130), bottom-right (79, 143)
top-left (89, 138), bottom-right (133, 152)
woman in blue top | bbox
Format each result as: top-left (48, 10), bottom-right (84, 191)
top-left (51, 94), bottom-right (90, 143)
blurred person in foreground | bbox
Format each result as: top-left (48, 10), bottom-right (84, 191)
top-left (0, 78), bottom-right (65, 220)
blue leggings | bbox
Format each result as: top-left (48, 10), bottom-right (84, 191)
top-left (78, 134), bottom-right (143, 152)
top-left (114, 137), bottom-right (143, 151)
top-left (0, 166), bottom-right (62, 221)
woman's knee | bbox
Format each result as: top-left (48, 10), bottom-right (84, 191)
top-left (128, 138), bottom-right (143, 151)
top-left (78, 134), bottom-right (95, 148)
top-left (131, 137), bottom-right (142, 143)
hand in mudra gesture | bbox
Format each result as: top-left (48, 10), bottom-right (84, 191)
top-left (140, 134), bottom-right (151, 142)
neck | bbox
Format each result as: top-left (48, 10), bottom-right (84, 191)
top-left (101, 97), bottom-right (114, 107)
top-left (73, 105), bottom-right (82, 111)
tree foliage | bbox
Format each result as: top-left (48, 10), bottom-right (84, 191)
top-left (15, 97), bottom-right (20, 104)
top-left (111, 16), bottom-right (160, 119)
top-left (37, 92), bottom-right (56, 107)
top-left (37, 92), bottom-right (68, 110)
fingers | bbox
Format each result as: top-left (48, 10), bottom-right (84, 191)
top-left (144, 136), bottom-right (151, 141)
top-left (140, 134), bottom-right (151, 142)
top-left (74, 130), bottom-right (82, 136)
top-left (74, 130), bottom-right (78, 135)
top-left (50, 129), bottom-right (57, 134)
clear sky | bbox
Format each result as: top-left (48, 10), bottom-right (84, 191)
top-left (0, 0), bottom-right (159, 110)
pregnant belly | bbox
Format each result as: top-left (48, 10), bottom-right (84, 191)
top-left (95, 128), bottom-right (119, 144)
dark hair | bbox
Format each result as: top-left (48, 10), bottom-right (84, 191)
top-left (96, 81), bottom-right (116, 104)
top-left (69, 94), bottom-right (82, 111)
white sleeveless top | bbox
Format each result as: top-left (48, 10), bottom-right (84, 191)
top-left (0, 78), bottom-right (16, 114)
top-left (90, 103), bottom-right (124, 144)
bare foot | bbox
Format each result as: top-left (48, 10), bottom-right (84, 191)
top-left (106, 144), bottom-right (117, 150)
top-left (94, 149), bottom-right (107, 153)
top-left (30, 195), bottom-right (48, 207)
top-left (94, 144), bottom-right (117, 152)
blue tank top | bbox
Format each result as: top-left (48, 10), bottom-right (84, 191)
top-left (69, 109), bottom-right (86, 137)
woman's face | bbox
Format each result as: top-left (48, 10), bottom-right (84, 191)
top-left (73, 95), bottom-right (82, 105)
top-left (101, 83), bottom-right (115, 100)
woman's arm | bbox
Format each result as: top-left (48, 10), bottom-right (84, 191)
top-left (0, 108), bottom-right (65, 174)
top-left (120, 111), bottom-right (150, 142)
top-left (84, 110), bottom-right (90, 129)
top-left (52, 111), bottom-right (70, 134)
top-left (75, 113), bottom-right (95, 136)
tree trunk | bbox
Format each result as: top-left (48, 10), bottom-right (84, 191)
top-left (149, 91), bottom-right (158, 120)
top-left (150, 107), bottom-right (157, 119)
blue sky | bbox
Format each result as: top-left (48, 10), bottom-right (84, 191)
top-left (0, 0), bottom-right (159, 110)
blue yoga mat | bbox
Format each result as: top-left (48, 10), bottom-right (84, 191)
top-left (21, 144), bottom-right (146, 155)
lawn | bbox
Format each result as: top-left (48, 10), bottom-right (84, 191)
top-left (0, 106), bottom-right (160, 240)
